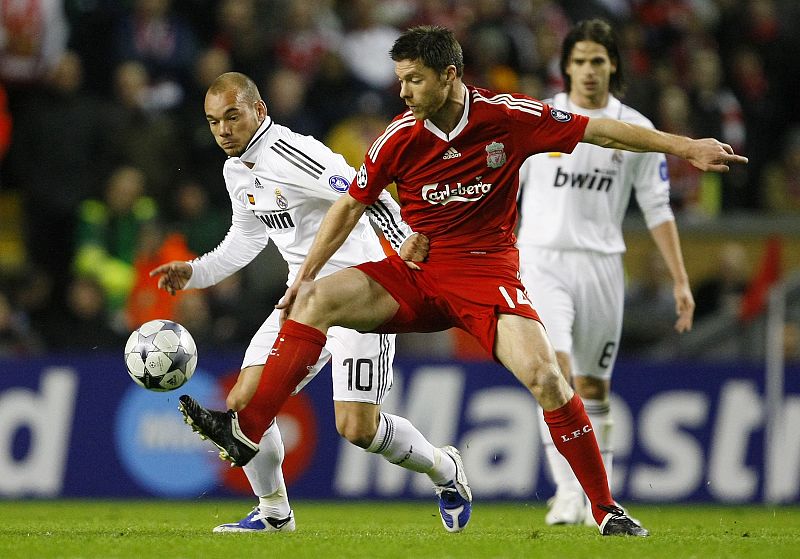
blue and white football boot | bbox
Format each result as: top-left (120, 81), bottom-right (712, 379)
top-left (213, 507), bottom-right (296, 533)
top-left (435, 446), bottom-right (472, 533)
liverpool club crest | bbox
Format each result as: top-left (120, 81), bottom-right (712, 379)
top-left (485, 141), bottom-right (507, 169)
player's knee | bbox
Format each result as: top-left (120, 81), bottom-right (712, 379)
top-left (292, 281), bottom-right (333, 325)
top-left (555, 352), bottom-right (572, 383)
top-left (518, 356), bottom-right (567, 406)
top-left (291, 281), bottom-right (315, 315)
top-left (335, 415), bottom-right (377, 448)
top-left (518, 354), bottom-right (559, 391)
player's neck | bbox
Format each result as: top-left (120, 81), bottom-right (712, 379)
top-left (568, 90), bottom-right (610, 111)
top-left (429, 82), bottom-right (466, 134)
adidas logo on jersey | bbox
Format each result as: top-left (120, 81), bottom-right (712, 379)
top-left (443, 147), bottom-right (461, 160)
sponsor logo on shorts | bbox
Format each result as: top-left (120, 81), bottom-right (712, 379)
top-left (422, 178), bottom-right (493, 205)
top-left (329, 175), bottom-right (350, 193)
top-left (550, 108), bottom-right (573, 122)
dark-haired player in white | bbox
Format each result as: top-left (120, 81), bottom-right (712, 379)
top-left (518, 19), bottom-right (695, 526)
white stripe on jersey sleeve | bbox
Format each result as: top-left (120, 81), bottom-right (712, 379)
top-left (368, 114), bottom-right (416, 162)
top-left (472, 91), bottom-right (543, 116)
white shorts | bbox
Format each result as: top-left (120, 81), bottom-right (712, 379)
top-left (242, 309), bottom-right (395, 404)
top-left (519, 246), bottom-right (624, 380)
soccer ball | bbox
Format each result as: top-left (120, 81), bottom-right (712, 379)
top-left (124, 319), bottom-right (198, 392)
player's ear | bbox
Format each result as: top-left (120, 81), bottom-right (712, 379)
top-left (256, 99), bottom-right (268, 121)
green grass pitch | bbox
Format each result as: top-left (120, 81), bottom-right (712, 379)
top-left (0, 500), bottom-right (797, 558)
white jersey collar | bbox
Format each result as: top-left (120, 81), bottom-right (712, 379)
top-left (240, 116), bottom-right (274, 164)
top-left (552, 92), bottom-right (622, 119)
top-left (424, 86), bottom-right (470, 142)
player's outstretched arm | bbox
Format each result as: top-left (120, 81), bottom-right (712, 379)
top-left (583, 117), bottom-right (748, 173)
top-left (277, 193), bottom-right (367, 321)
top-left (149, 261), bottom-right (192, 296)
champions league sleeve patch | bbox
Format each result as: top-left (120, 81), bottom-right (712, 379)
top-left (356, 164), bottom-right (368, 189)
top-left (550, 108), bottom-right (573, 122)
top-left (329, 175), bottom-right (350, 193)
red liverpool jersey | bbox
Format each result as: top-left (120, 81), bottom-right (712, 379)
top-left (350, 86), bottom-right (589, 257)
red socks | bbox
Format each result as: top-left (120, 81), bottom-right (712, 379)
top-left (543, 393), bottom-right (614, 525)
top-left (236, 320), bottom-right (327, 441)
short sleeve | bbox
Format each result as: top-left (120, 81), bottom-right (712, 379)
top-left (512, 103), bottom-right (589, 158)
top-left (348, 114), bottom-right (414, 205)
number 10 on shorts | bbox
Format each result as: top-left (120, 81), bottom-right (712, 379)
top-left (498, 286), bottom-right (533, 309)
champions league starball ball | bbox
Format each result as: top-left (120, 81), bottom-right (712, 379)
top-left (124, 319), bottom-right (198, 392)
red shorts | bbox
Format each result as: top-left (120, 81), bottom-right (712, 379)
top-left (355, 250), bottom-right (541, 358)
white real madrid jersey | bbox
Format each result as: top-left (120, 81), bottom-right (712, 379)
top-left (517, 93), bottom-right (674, 254)
top-left (186, 117), bottom-right (411, 289)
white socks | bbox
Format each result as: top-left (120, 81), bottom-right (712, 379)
top-left (366, 412), bottom-right (456, 484)
top-left (242, 420), bottom-right (292, 519)
top-left (538, 408), bottom-right (583, 496)
top-left (583, 398), bottom-right (613, 482)
top-left (242, 412), bottom-right (458, 519)
top-left (257, 486), bottom-right (291, 520)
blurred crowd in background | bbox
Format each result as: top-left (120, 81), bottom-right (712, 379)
top-left (0, 0), bottom-right (799, 359)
